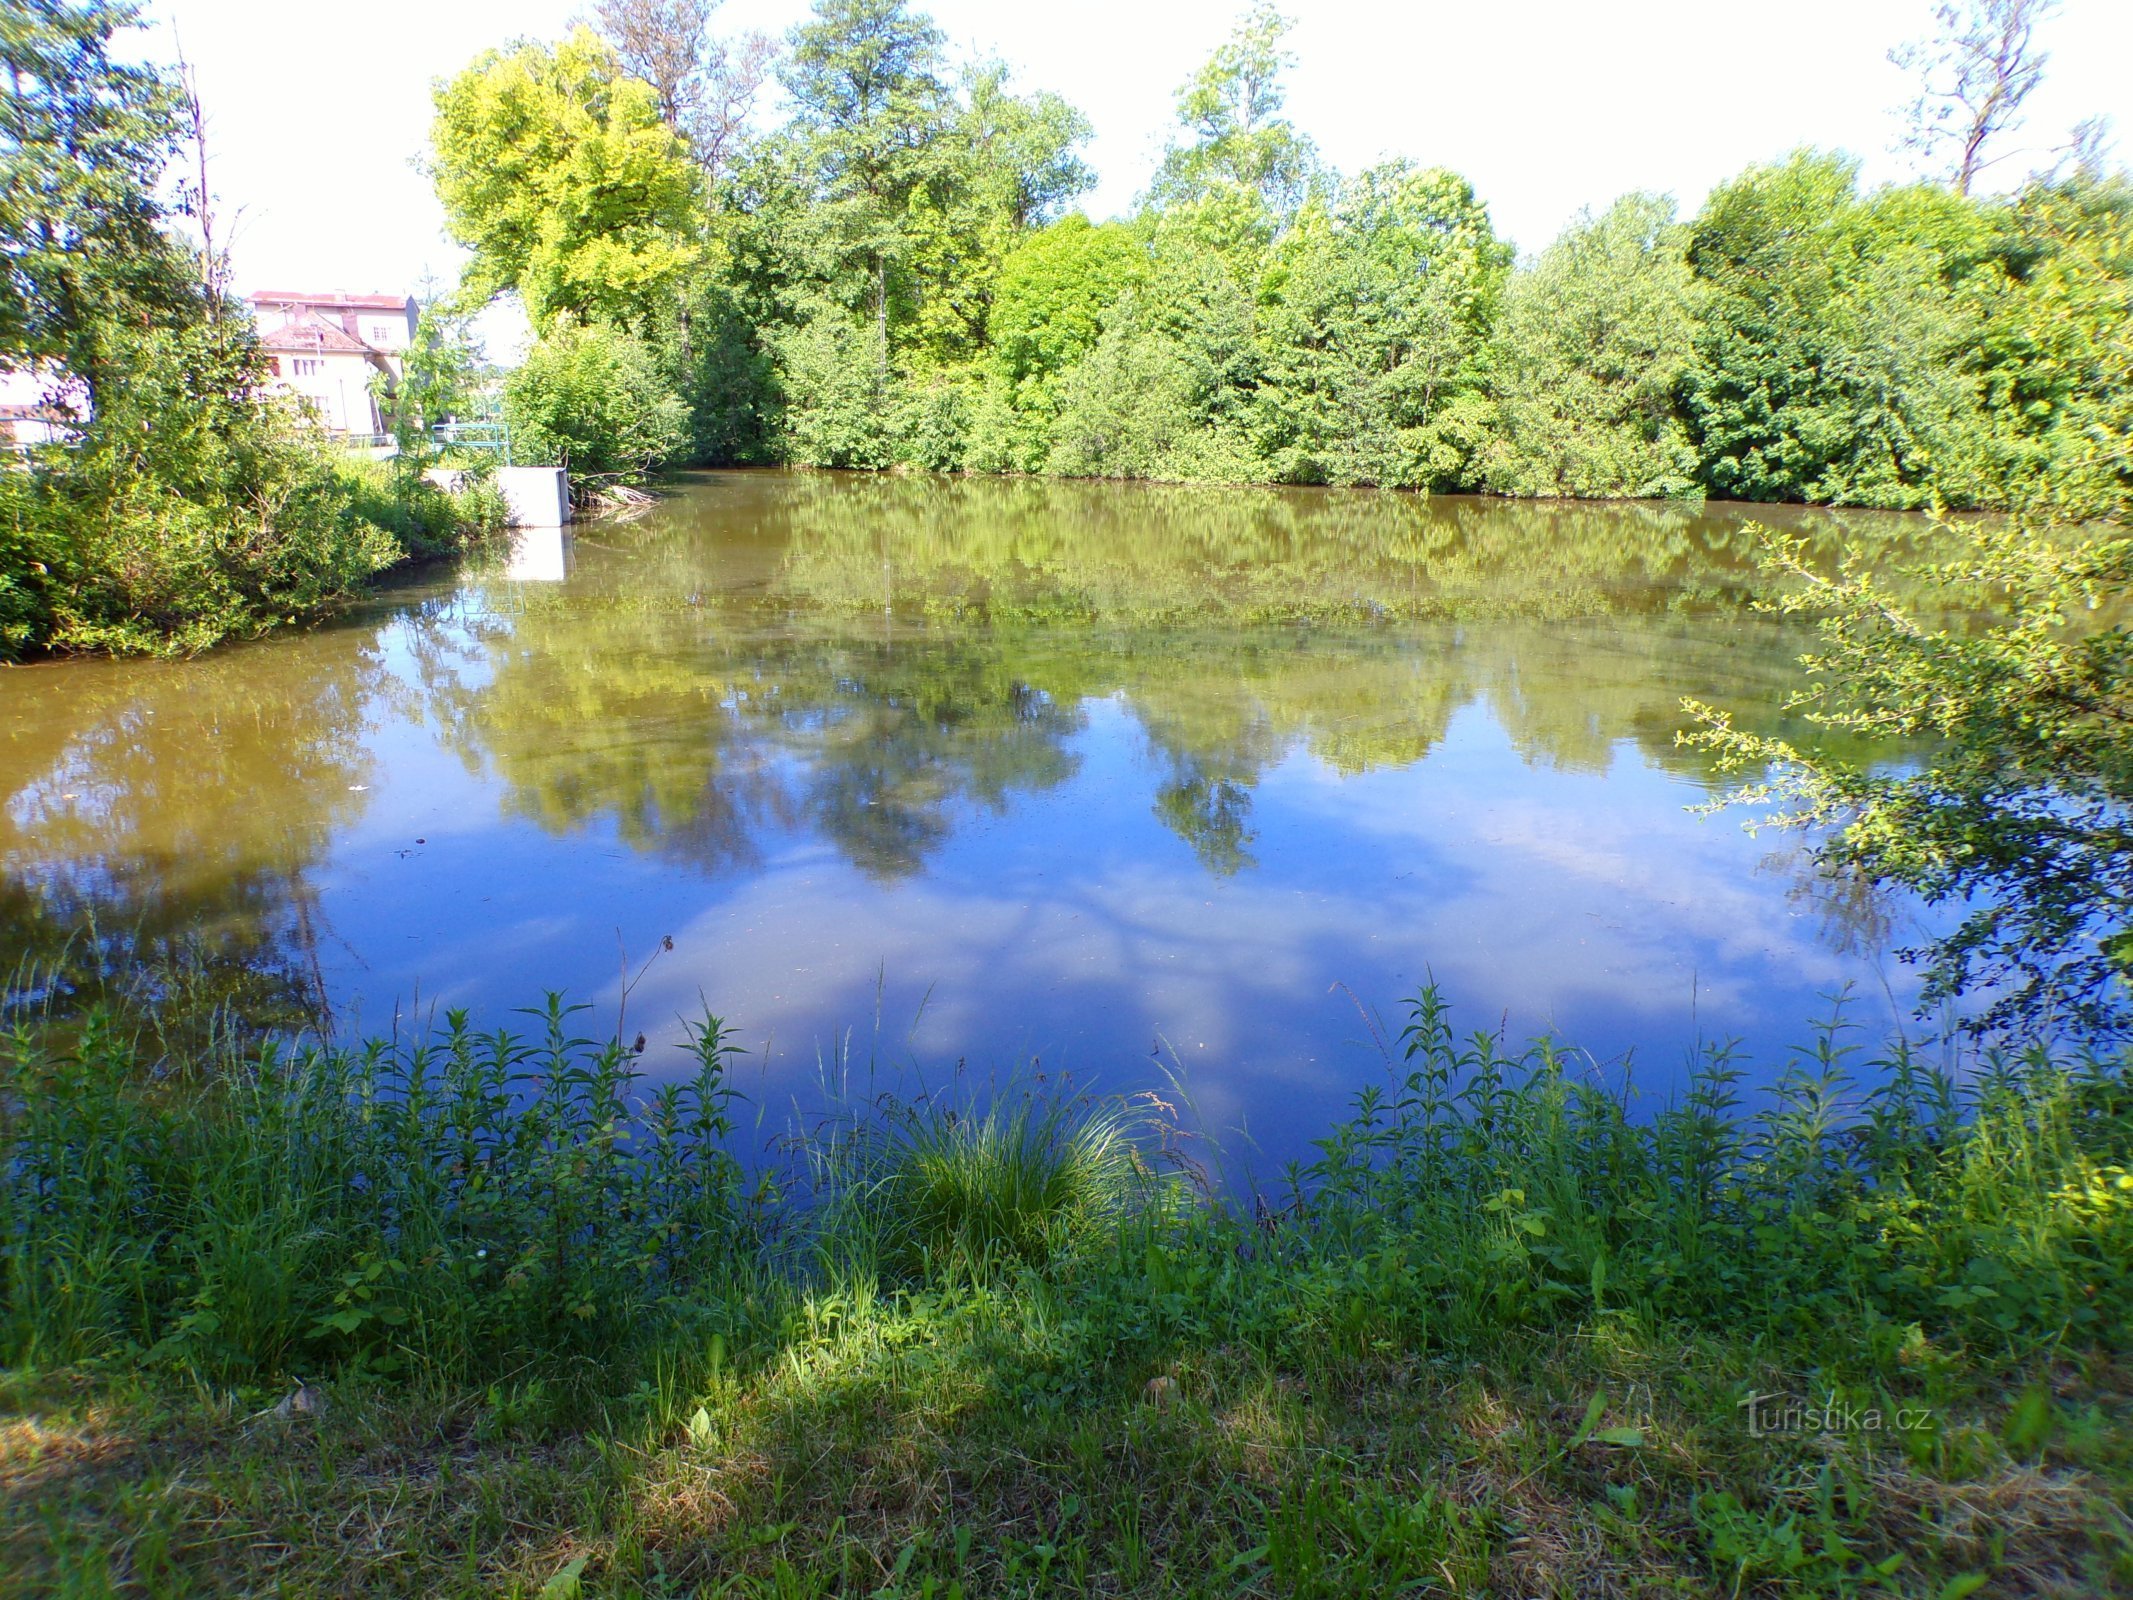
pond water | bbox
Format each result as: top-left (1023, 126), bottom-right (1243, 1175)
top-left (0, 471), bottom-right (1948, 1171)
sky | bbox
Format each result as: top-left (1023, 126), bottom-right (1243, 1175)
top-left (154, 0), bottom-right (2133, 353)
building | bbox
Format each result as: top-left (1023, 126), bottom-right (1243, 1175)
top-left (247, 290), bottom-right (418, 436)
top-left (0, 368), bottom-right (82, 449)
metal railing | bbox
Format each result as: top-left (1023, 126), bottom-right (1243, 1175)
top-left (431, 420), bottom-right (509, 458)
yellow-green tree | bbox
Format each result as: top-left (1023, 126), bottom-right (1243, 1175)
top-left (430, 28), bottom-right (703, 329)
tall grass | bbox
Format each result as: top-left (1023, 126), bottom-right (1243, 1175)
top-left (0, 998), bottom-right (752, 1382)
top-left (2, 984), bottom-right (2128, 1398)
top-left (807, 1087), bottom-right (1160, 1281)
top-left (1276, 989), bottom-right (2133, 1357)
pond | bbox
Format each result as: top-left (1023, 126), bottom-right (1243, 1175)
top-left (0, 471), bottom-right (1949, 1172)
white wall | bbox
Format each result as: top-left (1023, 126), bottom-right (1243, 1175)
top-left (274, 350), bottom-right (382, 433)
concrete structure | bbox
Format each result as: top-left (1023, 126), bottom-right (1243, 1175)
top-left (496, 465), bottom-right (572, 528)
top-left (247, 290), bottom-right (417, 436)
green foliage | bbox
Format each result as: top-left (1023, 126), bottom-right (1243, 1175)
top-left (763, 295), bottom-right (895, 468)
top-left (0, 0), bottom-right (186, 399)
top-left (1684, 151), bottom-right (1999, 508)
top-left (1148, 0), bottom-right (1321, 221)
top-left (1687, 518), bottom-right (2133, 1033)
top-left (383, 300), bottom-right (487, 450)
top-left (982, 217), bottom-right (1143, 452)
top-left (7, 982), bottom-right (2129, 1387)
top-left (504, 318), bottom-right (690, 488)
top-left (420, 2), bottom-right (2130, 515)
top-left (1485, 193), bottom-right (1703, 498)
top-left (1255, 162), bottom-right (1512, 489)
top-left (6, 972), bottom-right (2130, 1592)
top-left (1044, 199), bottom-right (1269, 482)
top-left (0, 311), bottom-right (402, 656)
top-left (1969, 173), bottom-right (2133, 522)
top-left (429, 28), bottom-right (703, 329)
top-left (0, 999), bottom-right (749, 1378)
top-left (0, 1), bottom-right (493, 658)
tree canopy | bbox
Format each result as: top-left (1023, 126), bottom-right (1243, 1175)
top-left (418, 0), bottom-right (2127, 524)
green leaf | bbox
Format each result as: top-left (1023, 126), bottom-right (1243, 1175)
top-left (1568, 1389), bottom-right (1607, 1449)
top-left (538, 1554), bottom-right (588, 1600)
top-left (2002, 1386), bottom-right (2055, 1456)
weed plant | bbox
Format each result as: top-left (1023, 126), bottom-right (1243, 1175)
top-left (4, 986), bottom-right (2131, 1594)
top-left (0, 999), bottom-right (753, 1382)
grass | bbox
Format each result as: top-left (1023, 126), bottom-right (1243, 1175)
top-left (3, 986), bottom-right (2132, 1596)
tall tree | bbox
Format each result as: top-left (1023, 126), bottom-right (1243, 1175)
top-left (0, 0), bottom-right (187, 411)
top-left (1892, 0), bottom-right (2058, 195)
top-left (900, 60), bottom-right (1092, 369)
top-left (1148, 1), bottom-right (1320, 222)
top-left (778, 0), bottom-right (951, 359)
top-left (430, 29), bottom-right (703, 329)
top-left (592, 0), bottom-right (778, 178)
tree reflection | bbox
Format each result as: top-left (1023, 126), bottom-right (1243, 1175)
top-left (407, 472), bottom-right (1928, 886)
top-left (0, 624), bottom-right (388, 1041)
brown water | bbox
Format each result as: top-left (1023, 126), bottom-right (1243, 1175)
top-left (0, 470), bottom-right (1945, 1167)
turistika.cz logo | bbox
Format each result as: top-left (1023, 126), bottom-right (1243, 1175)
top-left (1737, 1391), bottom-right (1933, 1439)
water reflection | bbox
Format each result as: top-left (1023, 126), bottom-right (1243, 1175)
top-left (0, 631), bottom-right (391, 1037)
top-left (502, 526), bottom-right (573, 583)
top-left (0, 472), bottom-right (1944, 1162)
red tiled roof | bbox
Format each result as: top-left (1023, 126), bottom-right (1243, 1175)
top-left (248, 290), bottom-right (412, 311)
top-left (259, 308), bottom-right (376, 354)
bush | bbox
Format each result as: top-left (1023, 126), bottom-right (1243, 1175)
top-left (502, 318), bottom-right (690, 493)
top-left (0, 317), bottom-right (406, 658)
top-left (334, 457), bottom-right (509, 560)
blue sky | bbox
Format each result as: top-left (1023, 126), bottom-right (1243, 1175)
top-left (159, 0), bottom-right (2133, 351)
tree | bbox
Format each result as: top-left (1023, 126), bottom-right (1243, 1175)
top-left (430, 29), bottom-right (703, 329)
top-left (503, 319), bottom-right (690, 490)
top-left (1255, 163), bottom-right (1512, 489)
top-left (380, 298), bottom-right (486, 450)
top-left (1485, 193), bottom-right (1702, 499)
top-left (1148, 1), bottom-right (1320, 222)
top-left (1892, 0), bottom-right (2059, 195)
top-left (898, 60), bottom-right (1092, 371)
top-left (1045, 197), bottom-right (1272, 483)
top-left (966, 216), bottom-right (1144, 470)
top-left (1682, 151), bottom-right (1997, 508)
top-left (1967, 173), bottom-right (2133, 522)
top-left (0, 0), bottom-right (187, 414)
top-left (1687, 519), bottom-right (2133, 1036)
top-left (777, 0), bottom-right (951, 359)
top-left (0, 0), bottom-right (429, 658)
top-left (593, 0), bottom-right (778, 177)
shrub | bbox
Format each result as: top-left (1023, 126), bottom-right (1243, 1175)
top-left (502, 318), bottom-right (690, 493)
top-left (1, 317), bottom-right (404, 658)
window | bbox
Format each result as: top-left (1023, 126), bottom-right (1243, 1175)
top-left (370, 323), bottom-right (395, 345)
top-left (292, 358), bottom-right (323, 376)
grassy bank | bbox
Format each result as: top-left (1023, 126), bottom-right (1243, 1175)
top-left (4, 994), bottom-right (2131, 1595)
